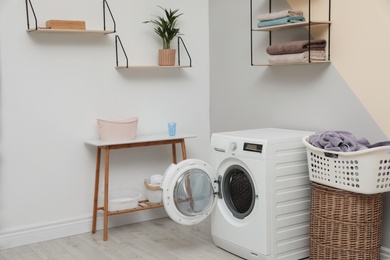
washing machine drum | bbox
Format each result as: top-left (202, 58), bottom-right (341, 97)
top-left (222, 165), bottom-right (256, 219)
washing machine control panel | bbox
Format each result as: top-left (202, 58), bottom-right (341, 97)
top-left (229, 142), bottom-right (263, 152)
top-left (229, 141), bottom-right (263, 156)
top-left (211, 135), bottom-right (264, 159)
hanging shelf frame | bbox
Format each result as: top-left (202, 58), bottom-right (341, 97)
top-left (25, 0), bottom-right (116, 34)
top-left (250, 0), bottom-right (331, 66)
top-left (115, 35), bottom-right (192, 69)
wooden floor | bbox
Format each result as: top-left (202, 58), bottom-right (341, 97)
top-left (0, 217), bottom-right (243, 260)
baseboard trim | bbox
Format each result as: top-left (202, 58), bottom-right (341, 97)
top-left (382, 246), bottom-right (390, 259)
top-left (0, 208), bottom-right (167, 250)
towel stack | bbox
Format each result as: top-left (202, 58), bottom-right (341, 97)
top-left (257, 10), bottom-right (305, 28)
top-left (266, 39), bottom-right (327, 64)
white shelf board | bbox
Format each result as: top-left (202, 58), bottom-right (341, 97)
top-left (252, 60), bottom-right (331, 66)
top-left (116, 65), bottom-right (191, 69)
top-left (253, 21), bottom-right (331, 31)
top-left (27, 28), bottom-right (115, 34)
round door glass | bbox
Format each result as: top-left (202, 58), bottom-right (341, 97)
top-left (174, 168), bottom-right (214, 216)
top-left (223, 165), bottom-right (255, 219)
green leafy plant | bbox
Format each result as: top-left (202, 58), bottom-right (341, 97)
top-left (143, 6), bottom-right (183, 49)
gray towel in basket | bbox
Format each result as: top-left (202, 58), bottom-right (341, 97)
top-left (309, 131), bottom-right (370, 152)
top-left (309, 131), bottom-right (390, 152)
top-left (367, 141), bottom-right (390, 149)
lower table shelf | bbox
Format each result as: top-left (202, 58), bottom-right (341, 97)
top-left (98, 200), bottom-right (164, 216)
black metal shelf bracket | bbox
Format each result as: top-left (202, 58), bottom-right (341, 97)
top-left (25, 0), bottom-right (116, 32)
top-left (327, 0), bottom-right (331, 61)
top-left (308, 0), bottom-right (312, 62)
top-left (308, 0), bottom-right (331, 63)
top-left (103, 0), bottom-right (116, 32)
top-left (115, 35), bottom-right (129, 68)
top-left (250, 0), bottom-right (253, 66)
top-left (177, 36), bottom-right (192, 67)
top-left (25, 0), bottom-right (38, 31)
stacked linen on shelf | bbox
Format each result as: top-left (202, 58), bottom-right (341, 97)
top-left (266, 39), bottom-right (327, 64)
top-left (267, 51), bottom-right (326, 64)
top-left (257, 9), bottom-right (305, 28)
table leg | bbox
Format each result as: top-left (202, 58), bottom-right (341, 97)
top-left (103, 147), bottom-right (110, 241)
top-left (92, 147), bottom-right (101, 234)
top-left (181, 139), bottom-right (187, 160)
top-left (171, 143), bottom-right (177, 164)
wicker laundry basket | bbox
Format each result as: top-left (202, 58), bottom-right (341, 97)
top-left (309, 182), bottom-right (384, 260)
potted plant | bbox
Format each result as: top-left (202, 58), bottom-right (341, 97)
top-left (143, 6), bottom-right (183, 66)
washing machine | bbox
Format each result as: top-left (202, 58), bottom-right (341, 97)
top-left (161, 128), bottom-right (315, 260)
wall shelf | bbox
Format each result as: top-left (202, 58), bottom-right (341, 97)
top-left (252, 60), bottom-right (331, 66)
top-left (253, 21), bottom-right (330, 32)
top-left (116, 65), bottom-right (191, 69)
top-left (27, 28), bottom-right (115, 34)
top-left (115, 35), bottom-right (192, 69)
top-left (250, 0), bottom-right (331, 66)
top-left (25, 0), bottom-right (116, 34)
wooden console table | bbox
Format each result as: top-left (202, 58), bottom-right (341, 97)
top-left (85, 133), bottom-right (196, 241)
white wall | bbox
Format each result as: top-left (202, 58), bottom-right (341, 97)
top-left (0, 0), bottom-right (210, 249)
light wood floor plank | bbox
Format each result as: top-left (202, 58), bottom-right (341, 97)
top-left (0, 217), bottom-right (243, 260)
top-left (53, 236), bottom-right (113, 260)
top-left (29, 240), bottom-right (77, 260)
top-left (0, 245), bottom-right (42, 260)
top-left (78, 229), bottom-right (147, 260)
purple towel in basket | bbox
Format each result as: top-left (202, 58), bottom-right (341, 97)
top-left (309, 131), bottom-right (390, 152)
top-left (308, 131), bottom-right (370, 152)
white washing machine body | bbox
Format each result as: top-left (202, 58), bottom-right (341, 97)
top-left (161, 128), bottom-right (315, 260)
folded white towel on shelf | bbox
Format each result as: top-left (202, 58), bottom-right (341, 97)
top-left (257, 9), bottom-right (303, 21)
top-left (268, 50), bottom-right (326, 64)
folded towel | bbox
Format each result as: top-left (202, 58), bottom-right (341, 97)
top-left (266, 39), bottom-right (327, 55)
top-left (268, 50), bottom-right (326, 64)
top-left (257, 10), bottom-right (304, 21)
top-left (257, 16), bottom-right (305, 28)
top-left (309, 131), bottom-right (370, 152)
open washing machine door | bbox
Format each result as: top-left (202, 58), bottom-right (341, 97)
top-left (161, 159), bottom-right (217, 226)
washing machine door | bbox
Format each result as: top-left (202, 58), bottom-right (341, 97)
top-left (161, 159), bottom-right (217, 226)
